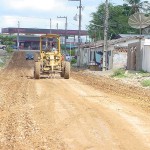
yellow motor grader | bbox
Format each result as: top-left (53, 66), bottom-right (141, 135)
top-left (34, 34), bottom-right (70, 79)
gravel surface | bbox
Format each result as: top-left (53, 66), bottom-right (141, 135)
top-left (0, 51), bottom-right (150, 150)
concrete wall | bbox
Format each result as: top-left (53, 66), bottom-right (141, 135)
top-left (142, 40), bottom-right (150, 72)
top-left (113, 52), bottom-right (127, 69)
top-left (127, 41), bottom-right (143, 71)
top-left (78, 47), bottom-right (90, 67)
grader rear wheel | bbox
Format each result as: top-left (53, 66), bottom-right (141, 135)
top-left (34, 62), bottom-right (40, 79)
top-left (64, 61), bottom-right (70, 79)
top-left (61, 61), bottom-right (65, 77)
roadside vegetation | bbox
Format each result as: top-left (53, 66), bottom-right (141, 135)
top-left (71, 58), bottom-right (77, 65)
top-left (0, 35), bottom-right (16, 48)
top-left (0, 53), bottom-right (13, 69)
top-left (111, 68), bottom-right (127, 78)
top-left (141, 79), bottom-right (150, 87)
top-left (6, 46), bottom-right (14, 53)
top-left (0, 35), bottom-right (15, 69)
top-left (111, 68), bottom-right (150, 88)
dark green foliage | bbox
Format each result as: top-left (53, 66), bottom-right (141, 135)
top-left (87, 1), bottom-right (150, 41)
top-left (0, 35), bottom-right (16, 47)
top-left (71, 58), bottom-right (77, 64)
top-left (123, 0), bottom-right (150, 15)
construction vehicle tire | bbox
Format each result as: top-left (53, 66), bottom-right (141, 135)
top-left (64, 61), bottom-right (70, 79)
top-left (61, 61), bottom-right (65, 77)
top-left (34, 62), bottom-right (40, 79)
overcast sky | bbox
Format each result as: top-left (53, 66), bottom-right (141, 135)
top-left (0, 0), bottom-right (126, 31)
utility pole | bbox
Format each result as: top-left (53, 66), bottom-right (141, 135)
top-left (17, 21), bottom-right (20, 50)
top-left (78, 0), bottom-right (82, 67)
top-left (68, 0), bottom-right (82, 67)
top-left (57, 16), bottom-right (67, 53)
top-left (50, 18), bottom-right (52, 34)
top-left (103, 0), bottom-right (109, 71)
top-left (56, 23), bottom-right (58, 30)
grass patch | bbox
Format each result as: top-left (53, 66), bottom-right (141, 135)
top-left (141, 79), bottom-right (150, 87)
top-left (71, 58), bottom-right (77, 64)
top-left (139, 70), bottom-right (148, 73)
top-left (111, 68), bottom-right (127, 78)
top-left (138, 70), bottom-right (150, 77)
top-left (0, 62), bottom-right (4, 67)
top-left (0, 52), bottom-right (13, 69)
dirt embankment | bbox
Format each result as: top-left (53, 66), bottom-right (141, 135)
top-left (71, 69), bottom-right (150, 112)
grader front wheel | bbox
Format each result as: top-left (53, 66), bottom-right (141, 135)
top-left (64, 61), bottom-right (70, 79)
top-left (34, 62), bottom-right (40, 79)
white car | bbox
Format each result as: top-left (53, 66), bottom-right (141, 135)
top-left (65, 55), bottom-right (72, 61)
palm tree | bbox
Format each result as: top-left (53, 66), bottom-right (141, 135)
top-left (123, 0), bottom-right (150, 14)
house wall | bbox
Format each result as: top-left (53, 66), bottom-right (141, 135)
top-left (79, 46), bottom-right (112, 70)
top-left (80, 48), bottom-right (89, 66)
top-left (113, 51), bottom-right (127, 69)
top-left (79, 37), bottom-right (144, 70)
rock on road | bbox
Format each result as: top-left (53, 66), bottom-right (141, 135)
top-left (0, 51), bottom-right (150, 150)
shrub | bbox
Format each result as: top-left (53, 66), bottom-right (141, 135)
top-left (138, 70), bottom-right (150, 77)
top-left (6, 46), bottom-right (13, 53)
top-left (71, 58), bottom-right (77, 64)
top-left (111, 68), bottom-right (126, 78)
top-left (0, 62), bottom-right (4, 67)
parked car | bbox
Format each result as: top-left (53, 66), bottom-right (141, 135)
top-left (11, 45), bottom-right (18, 49)
top-left (26, 53), bottom-right (34, 60)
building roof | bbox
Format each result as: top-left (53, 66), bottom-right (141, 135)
top-left (1, 27), bottom-right (88, 36)
top-left (81, 35), bottom-right (144, 49)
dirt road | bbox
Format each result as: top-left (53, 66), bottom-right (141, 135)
top-left (0, 51), bottom-right (150, 150)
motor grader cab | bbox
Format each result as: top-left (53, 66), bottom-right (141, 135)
top-left (34, 34), bottom-right (70, 79)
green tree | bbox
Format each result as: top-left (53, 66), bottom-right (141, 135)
top-left (87, 3), bottom-right (138, 40)
top-left (0, 35), bottom-right (16, 46)
top-left (123, 0), bottom-right (150, 14)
